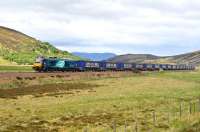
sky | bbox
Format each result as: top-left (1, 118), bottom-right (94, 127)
top-left (0, 0), bottom-right (200, 56)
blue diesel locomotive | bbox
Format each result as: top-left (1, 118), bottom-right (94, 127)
top-left (32, 56), bottom-right (195, 72)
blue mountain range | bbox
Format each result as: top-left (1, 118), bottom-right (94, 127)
top-left (72, 52), bottom-right (116, 61)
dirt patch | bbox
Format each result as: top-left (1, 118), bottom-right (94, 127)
top-left (0, 71), bottom-right (136, 83)
top-left (4, 117), bottom-right (59, 132)
top-left (0, 83), bottom-right (100, 99)
top-left (4, 112), bottom-right (135, 132)
top-left (54, 112), bottom-right (135, 129)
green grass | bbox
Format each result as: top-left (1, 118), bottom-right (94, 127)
top-left (0, 65), bottom-right (33, 72)
top-left (0, 71), bottom-right (200, 131)
top-left (0, 56), bottom-right (12, 64)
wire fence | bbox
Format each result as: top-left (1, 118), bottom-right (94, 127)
top-left (80, 99), bottom-right (200, 132)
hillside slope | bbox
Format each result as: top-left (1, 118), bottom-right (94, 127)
top-left (108, 51), bottom-right (200, 66)
top-left (168, 50), bottom-right (200, 65)
top-left (0, 26), bottom-right (81, 65)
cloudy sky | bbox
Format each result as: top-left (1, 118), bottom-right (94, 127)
top-left (1, 0), bottom-right (200, 55)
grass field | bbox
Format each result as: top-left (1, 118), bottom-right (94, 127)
top-left (0, 57), bottom-right (12, 65)
top-left (0, 70), bottom-right (200, 131)
top-left (0, 65), bottom-right (33, 72)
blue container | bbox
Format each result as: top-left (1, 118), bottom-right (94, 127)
top-left (160, 64), bottom-right (167, 70)
top-left (132, 63), bottom-right (136, 69)
top-left (153, 64), bottom-right (160, 70)
top-left (74, 61), bottom-right (86, 71)
top-left (146, 64), bottom-right (154, 70)
top-left (116, 63), bottom-right (124, 70)
top-left (142, 64), bottom-right (147, 70)
top-left (84, 61), bottom-right (100, 70)
top-left (105, 62), bottom-right (117, 70)
top-left (123, 63), bottom-right (133, 70)
top-left (166, 64), bottom-right (172, 70)
top-left (135, 64), bottom-right (144, 70)
top-left (99, 61), bottom-right (107, 71)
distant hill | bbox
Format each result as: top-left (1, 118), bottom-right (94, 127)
top-left (72, 52), bottom-right (116, 61)
top-left (165, 50), bottom-right (200, 65)
top-left (108, 51), bottom-right (200, 66)
top-left (107, 54), bottom-right (159, 63)
top-left (0, 26), bottom-right (81, 65)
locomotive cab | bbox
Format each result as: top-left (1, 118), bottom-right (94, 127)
top-left (32, 56), bottom-right (44, 71)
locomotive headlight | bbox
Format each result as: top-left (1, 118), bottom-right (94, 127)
top-left (32, 63), bottom-right (43, 70)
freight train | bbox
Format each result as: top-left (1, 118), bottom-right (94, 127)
top-left (32, 56), bottom-right (195, 72)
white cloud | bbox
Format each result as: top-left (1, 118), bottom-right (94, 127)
top-left (0, 0), bottom-right (200, 55)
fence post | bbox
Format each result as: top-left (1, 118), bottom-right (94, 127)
top-left (199, 98), bottom-right (200, 112)
top-left (197, 97), bottom-right (200, 112)
top-left (190, 102), bottom-right (192, 114)
top-left (153, 111), bottom-right (156, 126)
top-left (113, 120), bottom-right (116, 132)
top-left (167, 112), bottom-right (170, 124)
top-left (134, 112), bottom-right (138, 132)
top-left (180, 103), bottom-right (182, 118)
top-left (135, 121), bottom-right (138, 132)
top-left (124, 120), bottom-right (127, 132)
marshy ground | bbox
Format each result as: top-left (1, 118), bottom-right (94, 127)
top-left (0, 71), bottom-right (200, 131)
